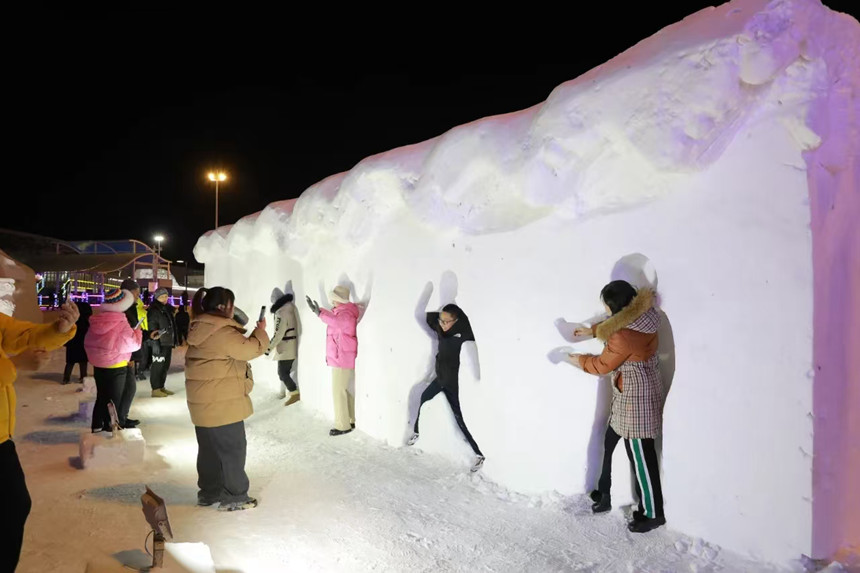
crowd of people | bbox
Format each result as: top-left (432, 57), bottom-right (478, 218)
top-left (1, 277), bottom-right (668, 570)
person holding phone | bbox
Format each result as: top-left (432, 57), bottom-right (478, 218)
top-left (147, 287), bottom-right (177, 397)
top-left (2, 298), bottom-right (79, 572)
top-left (185, 286), bottom-right (268, 511)
top-left (84, 287), bottom-right (143, 432)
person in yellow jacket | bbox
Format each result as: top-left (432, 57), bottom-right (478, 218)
top-left (1, 299), bottom-right (79, 571)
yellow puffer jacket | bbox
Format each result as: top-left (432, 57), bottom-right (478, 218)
top-left (1, 313), bottom-right (76, 444)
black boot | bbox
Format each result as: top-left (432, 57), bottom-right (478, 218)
top-left (589, 490), bottom-right (602, 503)
top-left (628, 515), bottom-right (666, 533)
top-left (591, 493), bottom-right (611, 513)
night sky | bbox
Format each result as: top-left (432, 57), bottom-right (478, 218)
top-left (6, 3), bottom-right (855, 264)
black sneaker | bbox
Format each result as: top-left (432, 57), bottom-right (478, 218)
top-left (329, 428), bottom-right (353, 436)
top-left (632, 509), bottom-right (647, 523)
top-left (123, 419), bottom-right (140, 428)
top-left (628, 515), bottom-right (666, 533)
top-left (591, 494), bottom-right (612, 514)
top-left (197, 498), bottom-right (219, 507)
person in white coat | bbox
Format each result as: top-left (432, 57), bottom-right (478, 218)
top-left (266, 292), bottom-right (300, 406)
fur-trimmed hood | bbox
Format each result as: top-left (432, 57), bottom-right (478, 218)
top-left (271, 293), bottom-right (294, 314)
top-left (595, 288), bottom-right (657, 341)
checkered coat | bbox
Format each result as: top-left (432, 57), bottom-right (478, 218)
top-left (578, 289), bottom-right (664, 439)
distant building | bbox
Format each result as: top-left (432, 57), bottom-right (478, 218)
top-left (0, 229), bottom-right (203, 308)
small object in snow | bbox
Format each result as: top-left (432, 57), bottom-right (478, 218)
top-left (218, 498), bottom-right (258, 512)
top-left (470, 455), bottom-right (485, 472)
top-left (406, 433), bottom-right (419, 446)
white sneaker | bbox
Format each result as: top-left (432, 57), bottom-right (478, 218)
top-left (470, 455), bottom-right (485, 473)
top-left (406, 432), bottom-right (419, 446)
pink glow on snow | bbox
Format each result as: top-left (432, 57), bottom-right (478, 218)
top-left (805, 6), bottom-right (860, 560)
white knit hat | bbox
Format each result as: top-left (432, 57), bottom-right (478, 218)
top-left (330, 285), bottom-right (350, 305)
top-left (101, 288), bottom-right (135, 313)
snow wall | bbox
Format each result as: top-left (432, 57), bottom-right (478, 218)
top-left (194, 0), bottom-right (859, 564)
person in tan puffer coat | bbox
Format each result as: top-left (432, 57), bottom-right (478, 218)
top-left (185, 286), bottom-right (268, 512)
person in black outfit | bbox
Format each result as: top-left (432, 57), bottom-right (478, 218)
top-left (407, 303), bottom-right (485, 472)
top-left (147, 287), bottom-right (176, 397)
top-left (63, 301), bottom-right (92, 383)
top-left (174, 304), bottom-right (190, 346)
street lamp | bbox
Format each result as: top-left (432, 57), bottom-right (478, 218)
top-left (153, 235), bottom-right (164, 257)
top-left (176, 259), bottom-right (189, 306)
top-left (153, 235), bottom-right (164, 288)
top-left (207, 171), bottom-right (228, 228)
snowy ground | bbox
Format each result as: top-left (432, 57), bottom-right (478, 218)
top-left (13, 349), bottom-right (841, 572)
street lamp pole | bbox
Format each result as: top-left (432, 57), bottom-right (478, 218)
top-left (153, 235), bottom-right (164, 291)
top-left (176, 260), bottom-right (189, 306)
top-left (208, 171), bottom-right (228, 228)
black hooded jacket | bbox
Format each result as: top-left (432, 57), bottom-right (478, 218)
top-left (147, 299), bottom-right (177, 352)
top-left (426, 311), bottom-right (475, 388)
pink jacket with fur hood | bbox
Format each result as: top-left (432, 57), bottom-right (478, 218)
top-left (318, 303), bottom-right (359, 369)
top-left (84, 311), bottom-right (143, 368)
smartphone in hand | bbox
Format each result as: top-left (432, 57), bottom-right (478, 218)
top-left (259, 305), bottom-right (267, 322)
top-left (134, 317), bottom-right (145, 330)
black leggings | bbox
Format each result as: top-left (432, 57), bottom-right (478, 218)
top-left (277, 359), bottom-right (297, 393)
top-left (414, 379), bottom-right (482, 456)
top-left (0, 440), bottom-right (31, 572)
top-left (63, 361), bottom-right (88, 382)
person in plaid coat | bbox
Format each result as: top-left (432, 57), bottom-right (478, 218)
top-left (568, 280), bottom-right (666, 533)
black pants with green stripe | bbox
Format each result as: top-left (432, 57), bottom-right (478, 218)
top-left (597, 426), bottom-right (664, 519)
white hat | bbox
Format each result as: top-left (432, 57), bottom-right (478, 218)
top-left (330, 285), bottom-right (350, 305)
top-left (101, 288), bottom-right (135, 313)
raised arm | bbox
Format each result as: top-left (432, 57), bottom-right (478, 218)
top-left (219, 325), bottom-right (269, 362)
top-left (578, 333), bottom-right (631, 375)
top-left (0, 311), bottom-right (77, 355)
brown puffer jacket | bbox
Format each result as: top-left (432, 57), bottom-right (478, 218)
top-left (184, 313), bottom-right (268, 428)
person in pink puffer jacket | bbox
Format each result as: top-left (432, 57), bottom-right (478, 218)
top-left (84, 287), bottom-right (143, 432)
top-left (306, 285), bottom-right (359, 436)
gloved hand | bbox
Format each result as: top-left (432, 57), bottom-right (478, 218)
top-left (305, 295), bottom-right (321, 315)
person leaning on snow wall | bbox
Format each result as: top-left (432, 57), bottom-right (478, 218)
top-left (306, 285), bottom-right (359, 436)
top-left (407, 302), bottom-right (485, 473)
top-left (567, 280), bottom-right (666, 533)
top-left (266, 291), bottom-right (301, 406)
top-left (185, 286), bottom-right (268, 511)
top-left (1, 299), bottom-right (79, 572)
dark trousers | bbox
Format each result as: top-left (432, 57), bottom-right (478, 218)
top-left (149, 347), bottom-right (173, 390)
top-left (596, 425), bottom-right (664, 519)
top-left (92, 366), bottom-right (128, 431)
top-left (414, 379), bottom-right (483, 456)
top-left (0, 440), bottom-right (32, 572)
top-left (195, 421), bottom-right (251, 504)
top-left (118, 365), bottom-right (136, 424)
top-left (63, 361), bottom-right (88, 382)
top-left (277, 359), bottom-right (297, 393)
